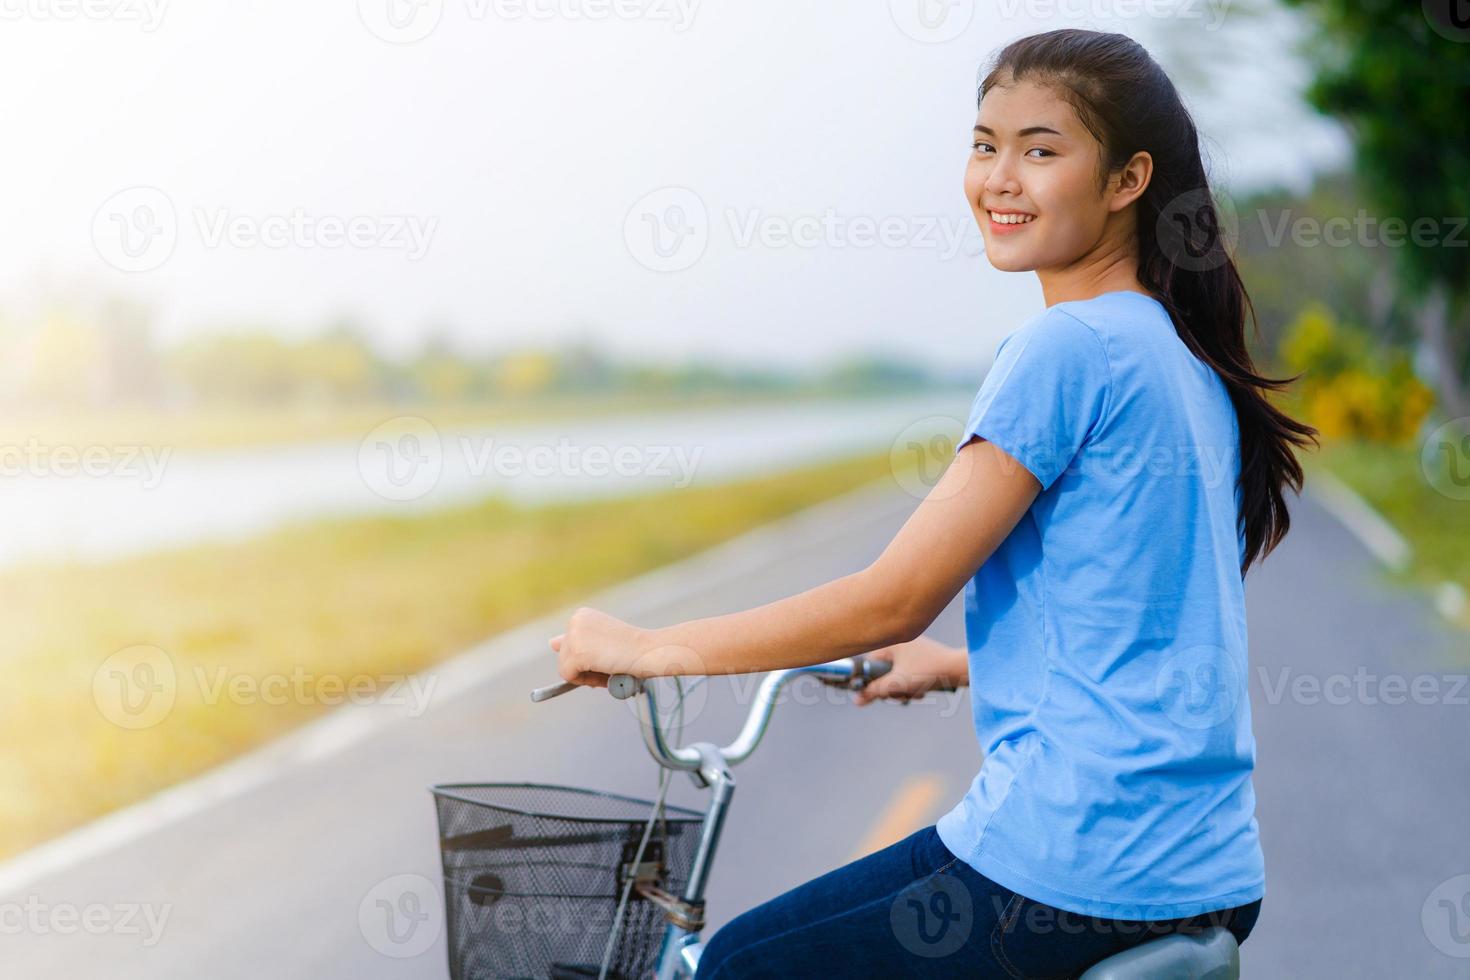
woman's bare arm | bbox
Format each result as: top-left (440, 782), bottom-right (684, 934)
top-left (553, 436), bottom-right (1040, 684)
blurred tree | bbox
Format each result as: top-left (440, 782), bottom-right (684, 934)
top-left (26, 312), bottom-right (108, 407)
top-left (98, 298), bottom-right (164, 406)
top-left (166, 332), bottom-right (302, 406)
top-left (291, 323), bottom-right (380, 404)
top-left (1280, 0), bottom-right (1470, 419)
top-left (820, 355), bottom-right (932, 394)
top-left (1234, 170), bottom-right (1417, 364)
top-left (492, 350), bottom-right (558, 397)
top-left (409, 335), bottom-right (481, 402)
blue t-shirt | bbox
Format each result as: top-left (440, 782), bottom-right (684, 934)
top-left (934, 289), bottom-right (1265, 920)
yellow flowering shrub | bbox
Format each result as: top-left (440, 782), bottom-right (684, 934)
top-left (1279, 303), bottom-right (1435, 445)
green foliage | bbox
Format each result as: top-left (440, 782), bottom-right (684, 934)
top-left (1280, 0), bottom-right (1470, 297)
top-left (1232, 171), bottom-right (1417, 363)
top-left (1279, 0), bottom-right (1470, 407)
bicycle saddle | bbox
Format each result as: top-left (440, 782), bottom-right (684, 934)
top-left (1078, 926), bottom-right (1240, 980)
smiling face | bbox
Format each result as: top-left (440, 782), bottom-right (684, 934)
top-left (964, 77), bottom-right (1147, 288)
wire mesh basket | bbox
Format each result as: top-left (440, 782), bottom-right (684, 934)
top-left (431, 783), bottom-right (706, 980)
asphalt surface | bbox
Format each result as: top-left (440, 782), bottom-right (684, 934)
top-left (2, 475), bottom-right (1466, 978)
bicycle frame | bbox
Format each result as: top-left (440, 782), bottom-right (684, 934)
top-left (603, 657), bottom-right (883, 980)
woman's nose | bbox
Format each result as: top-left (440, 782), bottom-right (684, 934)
top-left (985, 153), bottom-right (1022, 196)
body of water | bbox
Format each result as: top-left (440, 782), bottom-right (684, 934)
top-left (0, 394), bottom-right (966, 568)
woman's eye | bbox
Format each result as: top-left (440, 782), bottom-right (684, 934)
top-left (970, 141), bottom-right (1053, 159)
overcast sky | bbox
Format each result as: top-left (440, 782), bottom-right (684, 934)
top-left (0, 0), bottom-right (1348, 375)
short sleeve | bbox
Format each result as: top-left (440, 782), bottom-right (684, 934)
top-left (955, 308), bottom-right (1111, 491)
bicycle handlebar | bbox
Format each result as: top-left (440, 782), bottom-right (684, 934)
top-left (530, 655), bottom-right (897, 773)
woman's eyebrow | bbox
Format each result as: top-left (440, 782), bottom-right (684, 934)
top-left (973, 124), bottom-right (1064, 137)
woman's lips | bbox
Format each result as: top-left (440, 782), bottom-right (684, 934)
top-left (987, 211), bottom-right (1037, 236)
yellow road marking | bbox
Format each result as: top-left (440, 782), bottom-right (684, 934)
top-left (849, 773), bottom-right (948, 860)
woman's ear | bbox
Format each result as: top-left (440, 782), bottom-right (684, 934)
top-left (1107, 151), bottom-right (1153, 213)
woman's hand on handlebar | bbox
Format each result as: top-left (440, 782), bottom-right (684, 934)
top-left (854, 637), bottom-right (966, 706)
top-left (550, 606), bottom-right (649, 689)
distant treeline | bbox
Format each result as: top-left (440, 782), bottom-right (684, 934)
top-left (0, 311), bottom-right (957, 409)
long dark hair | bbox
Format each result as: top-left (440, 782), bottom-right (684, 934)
top-left (980, 28), bottom-right (1319, 576)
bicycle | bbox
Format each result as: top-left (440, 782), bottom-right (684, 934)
top-left (429, 656), bottom-right (1242, 979)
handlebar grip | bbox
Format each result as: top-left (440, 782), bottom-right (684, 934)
top-left (530, 674), bottom-right (643, 703)
top-left (851, 654), bottom-right (892, 686)
top-left (851, 654), bottom-right (961, 695)
top-left (607, 674), bottom-right (641, 699)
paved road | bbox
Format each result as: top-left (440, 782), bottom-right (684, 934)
top-left (2, 476), bottom-right (1466, 978)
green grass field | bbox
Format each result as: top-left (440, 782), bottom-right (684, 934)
top-left (0, 450), bottom-right (904, 861)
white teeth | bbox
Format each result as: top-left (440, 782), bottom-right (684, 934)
top-left (990, 212), bottom-right (1036, 225)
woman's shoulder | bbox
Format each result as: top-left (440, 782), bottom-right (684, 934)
top-left (1047, 290), bottom-right (1171, 345)
top-left (999, 301), bottom-right (1112, 369)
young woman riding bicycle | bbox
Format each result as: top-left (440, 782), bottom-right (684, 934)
top-left (551, 27), bottom-right (1317, 979)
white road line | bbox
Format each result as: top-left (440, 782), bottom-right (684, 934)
top-left (1305, 467), bottom-right (1467, 626)
top-left (1305, 469), bottom-right (1412, 572)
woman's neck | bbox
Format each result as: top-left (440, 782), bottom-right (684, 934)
top-left (1038, 220), bottom-right (1147, 306)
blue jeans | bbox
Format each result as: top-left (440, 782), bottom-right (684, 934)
top-left (694, 825), bottom-right (1260, 979)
